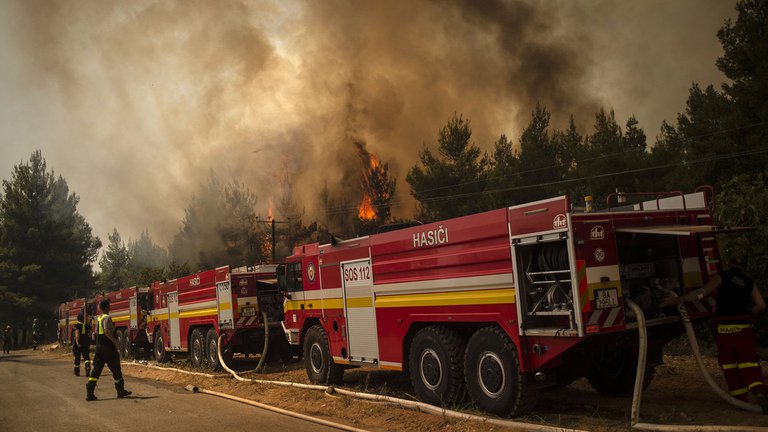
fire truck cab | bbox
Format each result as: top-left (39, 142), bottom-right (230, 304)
top-left (281, 189), bottom-right (741, 416)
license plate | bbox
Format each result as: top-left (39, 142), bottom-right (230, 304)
top-left (241, 307), bottom-right (256, 317)
top-left (594, 288), bottom-right (619, 309)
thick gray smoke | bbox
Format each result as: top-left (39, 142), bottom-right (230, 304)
top-left (0, 0), bottom-right (735, 248)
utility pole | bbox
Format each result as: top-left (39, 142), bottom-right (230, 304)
top-left (256, 216), bottom-right (290, 263)
top-left (271, 219), bottom-right (276, 263)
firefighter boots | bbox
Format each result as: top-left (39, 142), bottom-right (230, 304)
top-left (116, 379), bottom-right (131, 398)
top-left (85, 382), bottom-right (97, 401)
top-left (85, 363), bottom-right (91, 377)
top-left (74, 366), bottom-right (80, 376)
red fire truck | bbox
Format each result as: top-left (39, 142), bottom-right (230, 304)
top-left (58, 298), bottom-right (87, 344)
top-left (102, 286), bottom-right (153, 359)
top-left (58, 297), bottom-right (101, 344)
top-left (280, 189), bottom-right (741, 416)
top-left (147, 264), bottom-right (286, 369)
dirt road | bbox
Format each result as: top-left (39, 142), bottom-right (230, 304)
top-left (11, 345), bottom-right (768, 431)
top-left (0, 350), bottom-right (338, 432)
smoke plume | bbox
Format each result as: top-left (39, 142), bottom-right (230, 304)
top-left (0, 0), bottom-right (735, 248)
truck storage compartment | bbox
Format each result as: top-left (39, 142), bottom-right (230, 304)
top-left (514, 236), bottom-right (576, 333)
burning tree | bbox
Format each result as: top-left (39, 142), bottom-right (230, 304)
top-left (355, 141), bottom-right (396, 225)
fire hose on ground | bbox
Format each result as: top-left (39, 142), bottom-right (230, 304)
top-left (130, 301), bottom-right (768, 430)
top-left (626, 298), bottom-right (768, 431)
top-left (214, 322), bottom-right (587, 432)
top-left (184, 384), bottom-right (371, 432)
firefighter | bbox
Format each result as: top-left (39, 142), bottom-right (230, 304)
top-left (86, 300), bottom-right (131, 401)
top-left (661, 256), bottom-right (767, 405)
top-left (72, 312), bottom-right (91, 376)
top-left (3, 325), bottom-right (11, 354)
top-left (31, 318), bottom-right (40, 350)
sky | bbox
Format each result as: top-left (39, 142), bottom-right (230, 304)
top-left (0, 0), bottom-right (737, 252)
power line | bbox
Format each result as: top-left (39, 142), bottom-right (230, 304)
top-left (320, 144), bottom-right (768, 216)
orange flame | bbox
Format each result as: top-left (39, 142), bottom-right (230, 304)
top-left (358, 195), bottom-right (375, 220)
top-left (358, 153), bottom-right (378, 220)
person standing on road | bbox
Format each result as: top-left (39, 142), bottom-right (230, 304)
top-left (3, 325), bottom-right (11, 354)
top-left (72, 312), bottom-right (91, 376)
top-left (661, 256), bottom-right (767, 404)
top-left (86, 300), bottom-right (131, 401)
top-left (31, 318), bottom-right (40, 350)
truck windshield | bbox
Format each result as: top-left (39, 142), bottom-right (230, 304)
top-left (287, 262), bottom-right (303, 292)
top-left (140, 293), bottom-right (153, 311)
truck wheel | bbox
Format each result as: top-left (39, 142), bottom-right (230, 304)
top-left (409, 326), bottom-right (466, 407)
top-left (190, 328), bottom-right (206, 368)
top-left (154, 331), bottom-right (170, 363)
top-left (586, 347), bottom-right (655, 397)
top-left (464, 326), bottom-right (536, 416)
top-left (304, 325), bottom-right (343, 384)
top-left (116, 330), bottom-right (125, 360)
top-left (205, 328), bottom-right (225, 371)
top-left (121, 332), bottom-right (134, 360)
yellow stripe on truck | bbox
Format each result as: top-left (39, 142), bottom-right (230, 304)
top-left (283, 288), bottom-right (516, 311)
top-left (346, 297), bottom-right (373, 308)
top-left (376, 288), bottom-right (515, 308)
top-left (149, 313), bottom-right (169, 322)
top-left (179, 308), bottom-right (218, 319)
top-left (321, 298), bottom-right (343, 310)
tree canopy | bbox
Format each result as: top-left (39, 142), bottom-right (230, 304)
top-left (170, 171), bottom-right (269, 270)
top-left (406, 114), bottom-right (488, 222)
top-left (0, 151), bottom-right (101, 322)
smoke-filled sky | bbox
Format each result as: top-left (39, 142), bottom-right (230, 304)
top-left (0, 0), bottom-right (736, 250)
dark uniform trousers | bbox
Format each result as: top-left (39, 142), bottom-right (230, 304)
top-left (86, 314), bottom-right (126, 397)
top-left (73, 338), bottom-right (91, 375)
top-left (72, 322), bottom-right (91, 376)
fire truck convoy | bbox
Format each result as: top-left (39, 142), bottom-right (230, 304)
top-left (279, 188), bottom-right (742, 416)
top-left (56, 188), bottom-right (742, 417)
top-left (58, 265), bottom-right (286, 370)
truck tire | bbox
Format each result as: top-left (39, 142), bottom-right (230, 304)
top-left (205, 328), bottom-right (225, 371)
top-left (304, 325), bottom-right (343, 385)
top-left (464, 326), bottom-right (536, 416)
top-left (122, 335), bottom-right (132, 360)
top-left (586, 347), bottom-right (655, 397)
top-left (409, 326), bottom-right (466, 407)
top-left (190, 328), bottom-right (206, 368)
top-left (154, 331), bottom-right (170, 363)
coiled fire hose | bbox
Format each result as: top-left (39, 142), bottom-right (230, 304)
top-left (626, 298), bottom-right (767, 432)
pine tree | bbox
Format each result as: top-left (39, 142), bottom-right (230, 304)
top-left (99, 229), bottom-right (130, 292)
top-left (406, 114), bottom-right (488, 221)
top-left (0, 151), bottom-right (100, 323)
